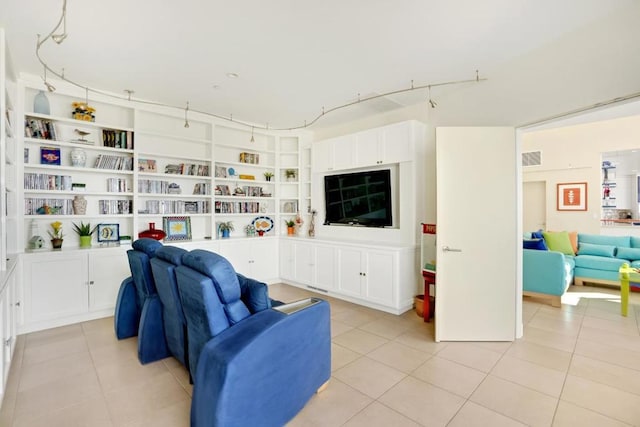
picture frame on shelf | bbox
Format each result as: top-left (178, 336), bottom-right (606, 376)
top-left (163, 216), bottom-right (192, 241)
top-left (138, 158), bottom-right (157, 172)
top-left (40, 146), bottom-right (61, 165)
top-left (97, 223), bottom-right (120, 243)
top-left (557, 182), bottom-right (587, 211)
top-left (215, 165), bottom-right (228, 178)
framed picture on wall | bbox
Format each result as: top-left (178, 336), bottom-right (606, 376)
top-left (163, 216), bottom-right (192, 241)
top-left (557, 182), bottom-right (587, 211)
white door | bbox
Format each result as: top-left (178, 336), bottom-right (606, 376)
top-left (523, 181), bottom-right (546, 232)
top-left (436, 127), bottom-right (518, 342)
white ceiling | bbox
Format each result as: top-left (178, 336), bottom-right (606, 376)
top-left (1, 0), bottom-right (639, 130)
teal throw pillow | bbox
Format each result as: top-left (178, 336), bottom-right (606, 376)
top-left (616, 247), bottom-right (640, 261)
top-left (578, 242), bottom-right (616, 258)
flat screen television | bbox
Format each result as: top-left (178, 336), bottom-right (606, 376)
top-left (323, 169), bottom-right (392, 227)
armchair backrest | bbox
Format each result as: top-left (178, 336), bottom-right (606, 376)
top-left (150, 245), bottom-right (189, 367)
top-left (176, 249), bottom-right (252, 375)
top-left (127, 238), bottom-right (163, 309)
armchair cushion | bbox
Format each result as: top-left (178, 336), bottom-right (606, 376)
top-left (237, 273), bottom-right (272, 313)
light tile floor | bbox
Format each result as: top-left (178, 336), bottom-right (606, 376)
top-left (2, 284), bottom-right (640, 426)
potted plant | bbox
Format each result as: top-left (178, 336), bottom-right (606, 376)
top-left (219, 221), bottom-right (234, 238)
top-left (263, 171), bottom-right (274, 182)
top-left (73, 221), bottom-right (97, 248)
top-left (285, 219), bottom-right (296, 235)
top-left (285, 169), bottom-right (297, 181)
top-left (48, 221), bottom-right (64, 249)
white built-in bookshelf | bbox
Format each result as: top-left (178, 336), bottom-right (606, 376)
top-left (16, 78), bottom-right (308, 250)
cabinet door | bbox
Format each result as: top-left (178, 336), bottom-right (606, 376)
top-left (332, 135), bottom-right (357, 171)
top-left (355, 128), bottom-right (381, 167)
top-left (250, 239), bottom-right (278, 282)
top-left (314, 245), bottom-right (336, 291)
top-left (88, 249), bottom-right (130, 312)
top-left (294, 242), bottom-right (314, 285)
top-left (311, 139), bottom-right (333, 172)
top-left (363, 250), bottom-right (395, 305)
top-left (23, 253), bottom-right (88, 323)
top-left (279, 239), bottom-right (295, 280)
top-left (218, 240), bottom-right (251, 276)
top-left (381, 121), bottom-right (412, 164)
top-left (336, 247), bottom-right (363, 297)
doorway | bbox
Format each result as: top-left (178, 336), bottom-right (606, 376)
top-left (523, 181), bottom-right (546, 232)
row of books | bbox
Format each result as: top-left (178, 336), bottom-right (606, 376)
top-left (192, 183), bottom-right (211, 195)
top-left (98, 199), bottom-right (132, 215)
top-left (140, 200), bottom-right (211, 215)
top-left (25, 118), bottom-right (58, 140)
top-left (239, 152), bottom-right (260, 164)
top-left (102, 129), bottom-right (134, 150)
top-left (24, 198), bottom-right (73, 215)
top-left (95, 154), bottom-right (133, 171)
top-left (24, 173), bottom-right (72, 191)
top-left (164, 163), bottom-right (210, 177)
top-left (106, 178), bottom-right (129, 193)
top-left (214, 201), bottom-right (262, 214)
top-left (138, 179), bottom-right (173, 194)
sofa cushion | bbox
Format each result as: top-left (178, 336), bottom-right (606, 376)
top-left (543, 231), bottom-right (574, 256)
top-left (574, 254), bottom-right (626, 272)
top-left (632, 237), bottom-right (640, 248)
top-left (578, 233), bottom-right (631, 248)
top-left (578, 242), bottom-right (616, 258)
top-left (616, 247), bottom-right (640, 261)
top-left (532, 230), bottom-right (544, 239)
top-left (523, 239), bottom-right (547, 250)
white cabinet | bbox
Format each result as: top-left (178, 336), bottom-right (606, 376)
top-left (20, 247), bottom-right (129, 333)
top-left (336, 247), bottom-right (394, 305)
top-left (279, 238), bottom-right (336, 292)
top-left (0, 260), bottom-right (18, 400)
top-left (218, 238), bottom-right (279, 283)
top-left (282, 238), bottom-right (417, 314)
top-left (312, 121), bottom-right (415, 173)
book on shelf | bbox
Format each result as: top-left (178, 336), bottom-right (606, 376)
top-left (24, 173), bottom-right (72, 191)
top-left (25, 117), bottom-right (58, 141)
top-left (102, 129), bottom-right (134, 150)
top-left (239, 152), bottom-right (259, 164)
top-left (40, 146), bottom-right (61, 165)
top-left (95, 154), bottom-right (133, 171)
top-left (216, 185), bottom-right (231, 195)
top-left (138, 158), bottom-right (157, 172)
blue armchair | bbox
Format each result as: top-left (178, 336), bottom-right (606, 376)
top-left (114, 238), bottom-right (170, 364)
top-left (150, 245), bottom-right (189, 369)
top-left (176, 249), bottom-right (331, 427)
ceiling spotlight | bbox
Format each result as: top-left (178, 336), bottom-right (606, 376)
top-left (428, 85), bottom-right (437, 109)
top-left (226, 73), bottom-right (239, 79)
top-left (184, 101), bottom-right (190, 128)
top-left (43, 66), bottom-right (56, 92)
top-left (124, 89), bottom-right (134, 101)
top-left (51, 0), bottom-right (68, 44)
top-left (250, 127), bottom-right (255, 143)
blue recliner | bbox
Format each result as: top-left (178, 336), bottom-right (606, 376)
top-left (175, 249), bottom-right (331, 427)
top-left (150, 245), bottom-right (189, 369)
top-left (114, 238), bottom-right (169, 364)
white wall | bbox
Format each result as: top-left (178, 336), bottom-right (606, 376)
top-left (522, 114), bottom-right (640, 233)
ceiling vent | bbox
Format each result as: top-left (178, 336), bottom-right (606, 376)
top-left (522, 151), bottom-right (542, 167)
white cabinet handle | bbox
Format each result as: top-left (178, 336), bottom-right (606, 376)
top-left (442, 246), bottom-right (462, 253)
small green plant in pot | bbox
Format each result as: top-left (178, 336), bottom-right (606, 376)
top-left (285, 169), bottom-right (297, 181)
top-left (218, 221), bottom-right (234, 238)
top-left (263, 171), bottom-right (274, 182)
top-left (285, 219), bottom-right (296, 235)
top-left (73, 221), bottom-right (97, 248)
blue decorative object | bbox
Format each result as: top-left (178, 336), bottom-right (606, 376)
top-left (228, 167), bottom-right (235, 176)
top-left (33, 90), bottom-right (51, 115)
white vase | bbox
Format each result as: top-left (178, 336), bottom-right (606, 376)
top-left (70, 148), bottom-right (87, 167)
top-left (73, 195), bottom-right (87, 215)
top-left (33, 90), bottom-right (50, 115)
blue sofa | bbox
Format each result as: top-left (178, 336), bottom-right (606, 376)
top-left (523, 249), bottom-right (574, 307)
top-left (176, 249), bottom-right (331, 427)
top-left (523, 232), bottom-right (640, 306)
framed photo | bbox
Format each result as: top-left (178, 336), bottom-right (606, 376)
top-left (557, 182), bottom-right (587, 211)
top-left (163, 216), bottom-right (192, 241)
top-left (40, 146), bottom-right (61, 165)
top-left (97, 223), bottom-right (120, 242)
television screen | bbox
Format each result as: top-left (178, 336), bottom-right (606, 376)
top-left (323, 169), bottom-right (392, 227)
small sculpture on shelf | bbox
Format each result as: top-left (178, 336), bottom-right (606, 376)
top-left (308, 210), bottom-right (317, 237)
top-left (72, 102), bottom-right (96, 122)
top-left (48, 221), bottom-right (64, 249)
top-left (138, 222), bottom-right (166, 240)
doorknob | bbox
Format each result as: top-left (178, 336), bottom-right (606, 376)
top-left (442, 246), bottom-right (462, 253)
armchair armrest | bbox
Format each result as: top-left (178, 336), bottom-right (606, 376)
top-left (114, 276), bottom-right (139, 339)
top-left (191, 299), bottom-right (331, 427)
